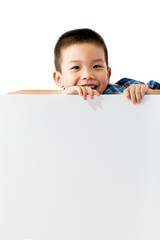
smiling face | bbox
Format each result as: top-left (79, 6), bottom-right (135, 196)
top-left (53, 42), bottom-right (111, 94)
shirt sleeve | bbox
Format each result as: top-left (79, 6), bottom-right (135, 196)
top-left (147, 80), bottom-right (160, 89)
top-left (103, 77), bottom-right (145, 95)
top-left (103, 78), bottom-right (160, 94)
top-left (116, 78), bottom-right (145, 89)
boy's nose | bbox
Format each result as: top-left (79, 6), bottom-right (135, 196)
top-left (81, 69), bottom-right (94, 80)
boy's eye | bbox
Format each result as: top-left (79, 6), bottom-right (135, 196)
top-left (71, 66), bottom-right (80, 70)
top-left (93, 65), bottom-right (102, 68)
top-left (93, 65), bottom-right (103, 69)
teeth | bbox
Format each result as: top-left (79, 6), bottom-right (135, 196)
top-left (83, 85), bottom-right (96, 89)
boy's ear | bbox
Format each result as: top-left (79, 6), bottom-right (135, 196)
top-left (53, 71), bottom-right (64, 88)
top-left (107, 67), bottom-right (111, 82)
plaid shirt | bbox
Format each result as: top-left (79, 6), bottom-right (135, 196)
top-left (103, 78), bottom-right (160, 94)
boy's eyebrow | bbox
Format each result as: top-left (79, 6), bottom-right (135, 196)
top-left (67, 58), bottom-right (105, 64)
top-left (92, 58), bottom-right (104, 63)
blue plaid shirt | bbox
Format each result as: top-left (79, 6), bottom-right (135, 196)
top-left (103, 78), bottom-right (160, 94)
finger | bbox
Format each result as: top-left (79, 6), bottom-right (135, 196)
top-left (86, 87), bottom-right (101, 99)
top-left (94, 90), bottom-right (100, 96)
top-left (135, 85), bottom-right (142, 104)
top-left (81, 87), bottom-right (87, 100)
top-left (130, 86), bottom-right (137, 104)
top-left (85, 87), bottom-right (94, 99)
top-left (123, 88), bottom-right (131, 100)
top-left (74, 86), bottom-right (83, 96)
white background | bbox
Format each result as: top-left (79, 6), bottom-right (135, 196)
top-left (0, 0), bottom-right (160, 94)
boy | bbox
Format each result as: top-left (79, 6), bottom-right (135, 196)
top-left (8, 28), bottom-right (160, 104)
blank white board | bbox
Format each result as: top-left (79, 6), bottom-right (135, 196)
top-left (0, 95), bottom-right (160, 240)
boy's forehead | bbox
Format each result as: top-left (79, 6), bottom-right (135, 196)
top-left (61, 42), bottom-right (105, 62)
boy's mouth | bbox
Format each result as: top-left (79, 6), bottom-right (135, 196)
top-left (81, 85), bottom-right (97, 89)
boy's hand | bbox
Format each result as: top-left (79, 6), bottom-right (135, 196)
top-left (123, 84), bottom-right (149, 104)
top-left (62, 86), bottom-right (100, 100)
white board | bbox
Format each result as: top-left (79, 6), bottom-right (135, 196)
top-left (0, 95), bottom-right (160, 240)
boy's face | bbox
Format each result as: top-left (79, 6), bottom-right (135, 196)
top-left (53, 42), bottom-right (111, 94)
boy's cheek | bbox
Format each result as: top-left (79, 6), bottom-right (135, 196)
top-left (99, 82), bottom-right (109, 94)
